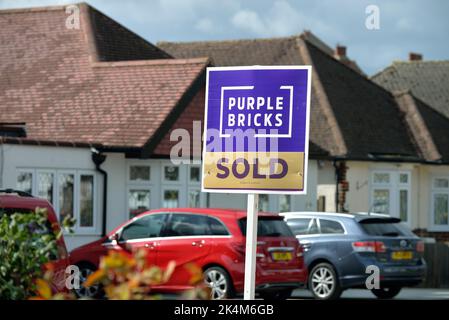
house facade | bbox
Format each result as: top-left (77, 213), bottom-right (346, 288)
top-left (0, 4), bottom-right (319, 250)
top-left (160, 34), bottom-right (449, 242)
top-left (2, 3), bottom-right (449, 252)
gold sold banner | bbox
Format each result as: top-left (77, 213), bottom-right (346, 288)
top-left (202, 66), bottom-right (312, 194)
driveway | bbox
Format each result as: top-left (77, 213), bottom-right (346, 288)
top-left (292, 288), bottom-right (449, 300)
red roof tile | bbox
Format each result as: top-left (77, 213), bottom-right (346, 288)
top-left (0, 3), bottom-right (208, 153)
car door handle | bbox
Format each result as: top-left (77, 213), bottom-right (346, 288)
top-left (192, 240), bottom-right (205, 247)
top-left (145, 242), bottom-right (157, 249)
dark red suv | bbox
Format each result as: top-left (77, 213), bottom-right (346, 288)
top-left (0, 189), bottom-right (70, 293)
top-left (70, 208), bottom-right (307, 299)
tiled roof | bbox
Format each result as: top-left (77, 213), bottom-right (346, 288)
top-left (395, 91), bottom-right (449, 163)
top-left (372, 61), bottom-right (449, 119)
top-left (0, 3), bottom-right (208, 155)
top-left (160, 35), bottom-right (421, 161)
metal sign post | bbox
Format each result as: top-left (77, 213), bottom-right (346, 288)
top-left (243, 193), bottom-right (259, 300)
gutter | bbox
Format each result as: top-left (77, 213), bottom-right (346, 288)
top-left (91, 149), bottom-right (108, 237)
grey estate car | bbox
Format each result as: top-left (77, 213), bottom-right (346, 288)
top-left (280, 212), bottom-right (426, 300)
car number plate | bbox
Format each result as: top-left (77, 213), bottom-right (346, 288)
top-left (391, 251), bottom-right (413, 260)
top-left (271, 252), bottom-right (292, 261)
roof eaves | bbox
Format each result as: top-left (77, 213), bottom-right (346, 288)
top-left (295, 36), bottom-right (348, 157)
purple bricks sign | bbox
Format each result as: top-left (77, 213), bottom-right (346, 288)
top-left (202, 66), bottom-right (312, 194)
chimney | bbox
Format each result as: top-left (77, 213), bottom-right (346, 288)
top-left (335, 45), bottom-right (347, 58)
top-left (409, 52), bottom-right (423, 61)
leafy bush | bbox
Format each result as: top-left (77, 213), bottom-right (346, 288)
top-left (0, 208), bottom-right (72, 299)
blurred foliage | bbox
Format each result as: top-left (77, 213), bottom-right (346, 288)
top-left (0, 208), bottom-right (74, 299)
top-left (32, 249), bottom-right (211, 300)
top-left (83, 249), bottom-right (211, 300)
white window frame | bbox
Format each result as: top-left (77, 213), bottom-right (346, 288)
top-left (163, 164), bottom-right (181, 183)
top-left (127, 163), bottom-right (152, 185)
top-left (127, 186), bottom-right (152, 219)
top-left (77, 171), bottom-right (97, 233)
top-left (370, 170), bottom-right (411, 224)
top-left (187, 165), bottom-right (205, 207)
top-left (162, 187), bottom-right (181, 209)
top-left (36, 170), bottom-right (57, 207)
top-left (16, 168), bottom-right (98, 234)
top-left (430, 176), bottom-right (449, 231)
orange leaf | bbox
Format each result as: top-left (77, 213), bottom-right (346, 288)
top-left (84, 269), bottom-right (106, 287)
top-left (36, 279), bottom-right (52, 299)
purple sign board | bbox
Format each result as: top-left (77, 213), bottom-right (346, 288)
top-left (202, 66), bottom-right (312, 194)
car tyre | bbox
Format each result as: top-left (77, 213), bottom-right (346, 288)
top-left (260, 289), bottom-right (293, 300)
top-left (371, 287), bottom-right (402, 299)
top-left (308, 262), bottom-right (342, 300)
top-left (204, 266), bottom-right (234, 300)
top-left (74, 263), bottom-right (103, 299)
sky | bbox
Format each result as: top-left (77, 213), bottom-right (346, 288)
top-left (1, 0), bottom-right (448, 75)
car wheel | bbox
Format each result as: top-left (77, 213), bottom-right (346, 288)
top-left (308, 262), bottom-right (342, 300)
top-left (74, 263), bottom-right (103, 299)
top-left (260, 289), bottom-right (292, 300)
top-left (204, 266), bottom-right (233, 300)
top-left (371, 287), bottom-right (402, 299)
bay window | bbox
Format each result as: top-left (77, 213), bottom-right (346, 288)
top-left (16, 169), bottom-right (97, 232)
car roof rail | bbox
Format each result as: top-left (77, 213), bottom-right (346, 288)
top-left (0, 189), bottom-right (34, 197)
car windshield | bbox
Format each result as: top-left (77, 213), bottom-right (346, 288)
top-left (239, 218), bottom-right (294, 237)
top-left (359, 219), bottom-right (414, 237)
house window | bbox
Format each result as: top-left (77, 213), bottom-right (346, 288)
top-left (164, 166), bottom-right (179, 181)
top-left (259, 194), bottom-right (269, 212)
top-left (372, 189), bottom-right (390, 214)
top-left (129, 165), bottom-right (150, 182)
top-left (59, 173), bottom-right (74, 220)
top-left (17, 172), bottom-right (33, 194)
top-left (371, 171), bottom-right (410, 222)
top-left (128, 189), bottom-right (150, 218)
top-left (190, 167), bottom-right (200, 182)
top-left (80, 175), bottom-right (94, 227)
top-left (189, 190), bottom-right (200, 207)
top-left (16, 169), bottom-right (97, 232)
top-left (37, 172), bottom-right (54, 204)
top-left (164, 190), bottom-right (179, 208)
top-left (279, 195), bottom-right (291, 212)
top-left (431, 177), bottom-right (449, 228)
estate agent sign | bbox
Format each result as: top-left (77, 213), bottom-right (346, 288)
top-left (202, 66), bottom-right (312, 194)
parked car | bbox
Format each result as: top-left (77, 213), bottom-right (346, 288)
top-left (70, 208), bottom-right (307, 299)
top-left (280, 212), bottom-right (426, 300)
top-left (0, 189), bottom-right (70, 293)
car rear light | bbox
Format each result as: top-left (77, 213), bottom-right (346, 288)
top-left (416, 241), bottom-right (425, 253)
top-left (296, 246), bottom-right (304, 257)
top-left (352, 241), bottom-right (386, 253)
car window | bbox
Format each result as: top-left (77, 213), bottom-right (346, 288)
top-left (121, 214), bottom-right (166, 241)
top-left (359, 220), bottom-right (414, 237)
top-left (319, 219), bottom-right (345, 234)
top-left (164, 214), bottom-right (209, 237)
top-left (207, 217), bottom-right (229, 236)
top-left (286, 218), bottom-right (311, 235)
top-left (239, 218), bottom-right (294, 237)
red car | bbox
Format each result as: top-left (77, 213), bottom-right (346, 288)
top-left (70, 208), bottom-right (307, 299)
top-left (0, 189), bottom-right (70, 293)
